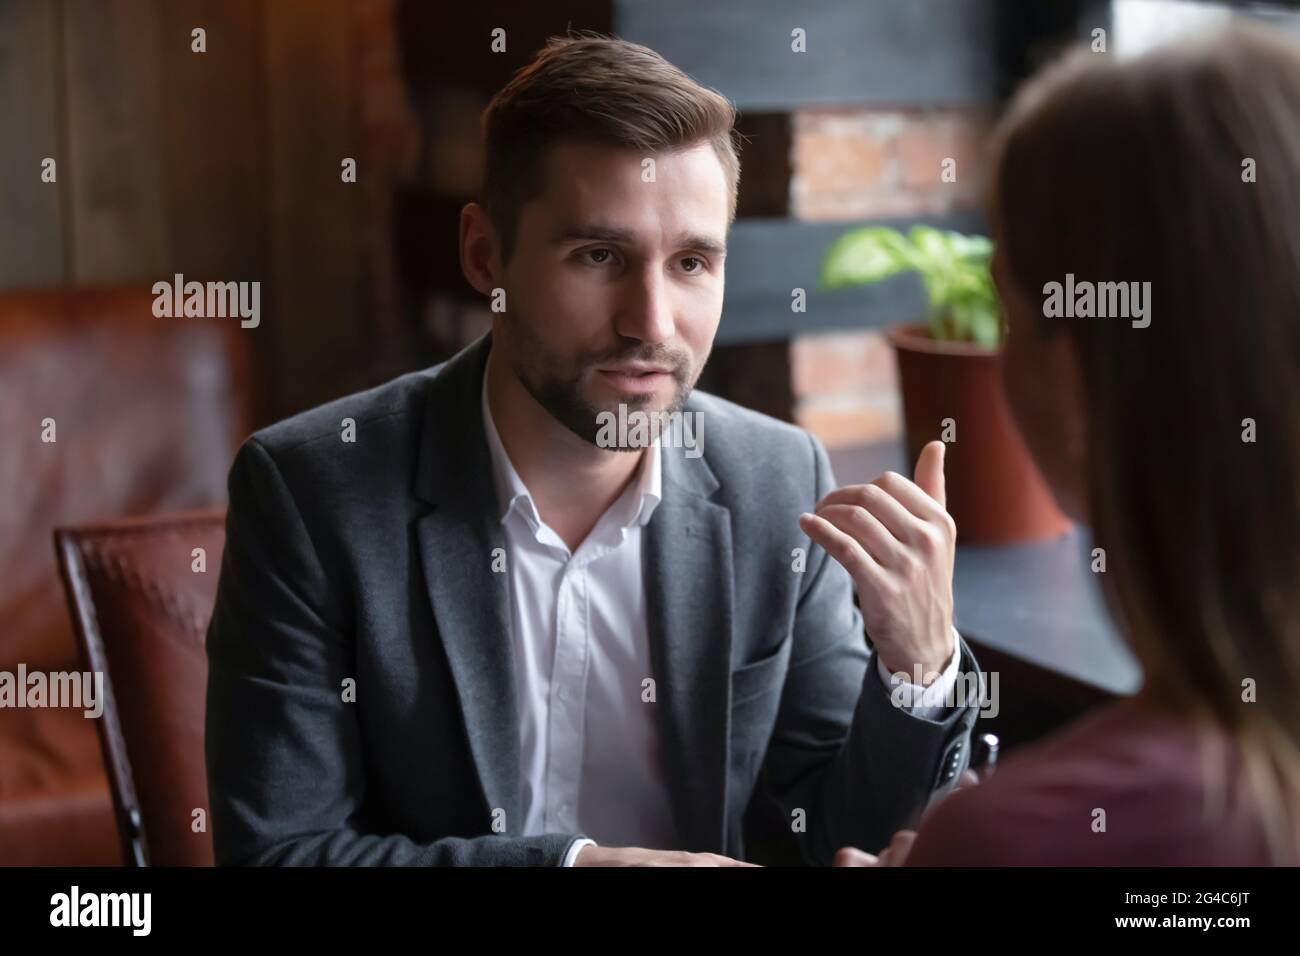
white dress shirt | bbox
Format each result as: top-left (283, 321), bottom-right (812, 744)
top-left (480, 368), bottom-right (961, 866)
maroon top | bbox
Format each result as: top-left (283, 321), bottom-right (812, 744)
top-left (906, 699), bottom-right (1283, 866)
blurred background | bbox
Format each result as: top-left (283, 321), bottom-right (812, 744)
top-left (2, 0), bottom-right (1298, 866)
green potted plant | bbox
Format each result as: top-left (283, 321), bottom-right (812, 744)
top-left (820, 225), bottom-right (1070, 544)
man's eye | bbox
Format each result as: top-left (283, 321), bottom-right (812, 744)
top-left (680, 256), bottom-right (704, 273)
top-left (584, 249), bottom-right (613, 264)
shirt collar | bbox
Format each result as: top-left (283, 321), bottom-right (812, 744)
top-left (480, 361), bottom-right (662, 533)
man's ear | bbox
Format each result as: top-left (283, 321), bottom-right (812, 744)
top-left (459, 202), bottom-right (502, 297)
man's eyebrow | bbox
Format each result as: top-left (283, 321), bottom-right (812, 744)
top-left (553, 224), bottom-right (727, 255)
top-left (553, 224), bottom-right (637, 245)
top-left (679, 234), bottom-right (728, 256)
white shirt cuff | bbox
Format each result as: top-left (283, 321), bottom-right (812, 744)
top-left (875, 626), bottom-right (963, 720)
top-left (562, 837), bottom-right (596, 867)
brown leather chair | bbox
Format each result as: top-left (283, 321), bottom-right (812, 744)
top-left (56, 511), bottom-right (225, 866)
top-left (0, 286), bottom-right (249, 865)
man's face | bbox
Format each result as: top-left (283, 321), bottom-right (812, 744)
top-left (493, 140), bottom-right (729, 446)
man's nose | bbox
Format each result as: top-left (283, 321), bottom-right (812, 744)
top-left (613, 266), bottom-right (675, 344)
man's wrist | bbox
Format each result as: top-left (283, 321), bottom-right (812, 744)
top-left (876, 627), bottom-right (962, 711)
top-left (879, 627), bottom-right (958, 685)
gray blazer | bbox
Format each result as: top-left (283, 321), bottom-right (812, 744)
top-left (204, 332), bottom-right (980, 866)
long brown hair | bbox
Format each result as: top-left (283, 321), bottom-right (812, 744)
top-left (990, 23), bottom-right (1300, 862)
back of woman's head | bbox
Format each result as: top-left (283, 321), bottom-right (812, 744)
top-left (990, 22), bottom-right (1300, 861)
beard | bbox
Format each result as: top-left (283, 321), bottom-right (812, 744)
top-left (499, 310), bottom-right (700, 449)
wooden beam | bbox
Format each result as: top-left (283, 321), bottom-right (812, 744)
top-left (614, 0), bottom-right (1001, 111)
top-left (717, 212), bottom-right (987, 344)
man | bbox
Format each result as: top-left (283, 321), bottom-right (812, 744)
top-left (205, 34), bottom-right (980, 867)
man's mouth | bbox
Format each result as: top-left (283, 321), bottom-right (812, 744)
top-left (596, 365), bottom-right (674, 395)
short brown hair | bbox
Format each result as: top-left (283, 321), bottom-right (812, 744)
top-left (481, 33), bottom-right (740, 261)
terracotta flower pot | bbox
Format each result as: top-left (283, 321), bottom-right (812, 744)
top-left (887, 323), bottom-right (1072, 545)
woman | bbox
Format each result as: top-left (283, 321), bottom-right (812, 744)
top-left (850, 22), bottom-right (1300, 866)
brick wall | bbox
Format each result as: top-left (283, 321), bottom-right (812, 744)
top-left (790, 107), bottom-right (992, 449)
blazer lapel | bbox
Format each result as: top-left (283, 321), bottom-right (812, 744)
top-left (409, 334), bottom-right (736, 851)
top-left (412, 334), bottom-right (521, 829)
top-left (644, 439), bottom-right (734, 853)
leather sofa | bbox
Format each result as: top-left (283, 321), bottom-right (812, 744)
top-left (0, 287), bottom-right (249, 865)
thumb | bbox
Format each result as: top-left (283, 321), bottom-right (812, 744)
top-left (914, 440), bottom-right (947, 509)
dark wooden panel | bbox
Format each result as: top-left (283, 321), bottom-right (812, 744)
top-left (396, 0), bottom-right (612, 93)
top-left (717, 212), bottom-right (987, 344)
top-left (733, 112), bottom-right (790, 219)
top-left (263, 0), bottom-right (361, 418)
top-left (0, 0), bottom-right (65, 286)
top-left (694, 341), bottom-right (793, 423)
top-left (614, 0), bottom-right (1001, 110)
top-left (155, 0), bottom-right (268, 281)
top-left (62, 0), bottom-right (169, 281)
